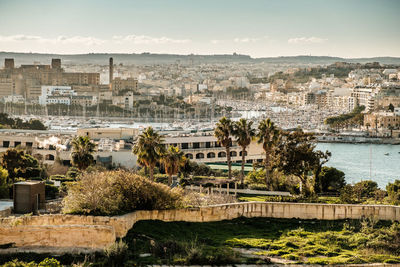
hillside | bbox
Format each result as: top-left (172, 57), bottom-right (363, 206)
top-left (1, 52), bottom-right (400, 66)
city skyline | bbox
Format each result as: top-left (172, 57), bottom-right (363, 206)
top-left (0, 0), bottom-right (399, 58)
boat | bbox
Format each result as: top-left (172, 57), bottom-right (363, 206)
top-left (384, 153), bottom-right (389, 156)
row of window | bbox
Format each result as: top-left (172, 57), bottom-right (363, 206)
top-left (167, 141), bottom-right (239, 150)
top-left (185, 151), bottom-right (247, 159)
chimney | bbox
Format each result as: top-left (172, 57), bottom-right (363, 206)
top-left (109, 57), bottom-right (113, 91)
top-left (4, 58), bottom-right (14, 69)
top-left (51, 58), bottom-right (61, 69)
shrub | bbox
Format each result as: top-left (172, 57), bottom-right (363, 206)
top-left (104, 240), bottom-right (128, 266)
top-left (353, 180), bottom-right (378, 200)
top-left (318, 166), bottom-right (346, 193)
top-left (45, 184), bottom-right (59, 199)
top-left (62, 170), bottom-right (183, 215)
top-left (248, 183), bottom-right (267, 191)
top-left (38, 258), bottom-right (61, 267)
top-left (387, 180), bottom-right (400, 204)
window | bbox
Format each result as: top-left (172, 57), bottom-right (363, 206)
top-left (14, 141), bottom-right (21, 147)
top-left (182, 143), bottom-right (188, 149)
top-left (193, 142), bottom-right (200, 149)
top-left (3, 141), bottom-right (9, 148)
top-left (205, 142), bottom-right (211, 148)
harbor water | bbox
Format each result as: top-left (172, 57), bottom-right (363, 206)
top-left (316, 143), bottom-right (400, 188)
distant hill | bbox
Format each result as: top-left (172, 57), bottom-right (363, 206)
top-left (1, 52), bottom-right (399, 66)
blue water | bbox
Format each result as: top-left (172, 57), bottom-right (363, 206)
top-left (316, 143), bottom-right (400, 188)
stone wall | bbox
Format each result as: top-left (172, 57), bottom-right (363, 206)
top-left (1, 202), bottom-right (399, 249)
top-left (0, 207), bottom-right (11, 218)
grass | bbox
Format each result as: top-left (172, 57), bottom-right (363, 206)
top-left (123, 217), bottom-right (400, 265)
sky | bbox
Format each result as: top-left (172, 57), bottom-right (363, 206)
top-left (0, 0), bottom-right (399, 58)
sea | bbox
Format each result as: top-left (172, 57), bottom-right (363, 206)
top-left (316, 143), bottom-right (400, 188)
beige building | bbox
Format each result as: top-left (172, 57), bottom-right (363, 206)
top-left (364, 111), bottom-right (400, 130)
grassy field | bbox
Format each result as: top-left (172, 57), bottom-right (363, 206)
top-left (123, 217), bottom-right (400, 265)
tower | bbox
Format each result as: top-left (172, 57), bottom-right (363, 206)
top-left (109, 57), bottom-right (113, 91)
top-left (4, 58), bottom-right (14, 69)
top-left (51, 58), bottom-right (61, 69)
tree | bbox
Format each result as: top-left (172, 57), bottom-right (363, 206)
top-left (214, 117), bottom-right (233, 179)
top-left (257, 118), bottom-right (280, 188)
top-left (276, 130), bottom-right (323, 196)
top-left (133, 127), bottom-right (165, 181)
top-left (0, 148), bottom-right (41, 182)
top-left (233, 118), bottom-right (256, 184)
top-left (161, 145), bottom-right (186, 186)
top-left (71, 136), bottom-right (96, 170)
top-left (318, 167), bottom-right (346, 193)
top-left (387, 180), bottom-right (400, 204)
top-left (313, 150), bottom-right (331, 193)
top-left (388, 125), bottom-right (394, 138)
top-left (388, 103), bottom-right (395, 112)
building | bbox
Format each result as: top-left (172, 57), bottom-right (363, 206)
top-left (364, 111), bottom-right (400, 132)
top-left (0, 58), bottom-right (100, 101)
top-left (350, 87), bottom-right (378, 112)
top-left (112, 77), bottom-right (138, 93)
top-left (38, 86), bottom-right (76, 105)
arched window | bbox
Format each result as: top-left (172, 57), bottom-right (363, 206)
top-left (230, 151), bottom-right (237, 157)
top-left (196, 153), bottom-right (204, 159)
top-left (218, 151), bottom-right (226, 158)
top-left (185, 153), bottom-right (193, 159)
top-left (207, 152), bottom-right (215, 158)
top-left (239, 151), bottom-right (248, 156)
top-left (45, 154), bottom-right (55, 161)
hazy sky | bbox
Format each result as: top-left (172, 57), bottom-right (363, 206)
top-left (0, 0), bottom-right (399, 57)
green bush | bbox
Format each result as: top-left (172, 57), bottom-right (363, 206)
top-left (387, 180), bottom-right (400, 204)
top-left (45, 184), bottom-right (59, 199)
top-left (62, 170), bottom-right (183, 215)
top-left (38, 258), bottom-right (61, 267)
top-left (104, 240), bottom-right (128, 266)
top-left (248, 183), bottom-right (267, 191)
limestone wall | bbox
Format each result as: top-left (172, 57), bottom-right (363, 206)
top-left (1, 202), bottom-right (399, 249)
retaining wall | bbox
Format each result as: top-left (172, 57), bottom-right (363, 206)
top-left (1, 202), bottom-right (399, 249)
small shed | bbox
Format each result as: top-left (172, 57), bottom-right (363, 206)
top-left (13, 181), bottom-right (45, 214)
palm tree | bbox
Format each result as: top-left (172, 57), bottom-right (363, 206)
top-left (161, 145), bottom-right (186, 186)
top-left (257, 118), bottom-right (280, 188)
top-left (71, 136), bottom-right (96, 170)
top-left (233, 118), bottom-right (255, 184)
top-left (132, 127), bottom-right (165, 181)
top-left (214, 117), bottom-right (233, 179)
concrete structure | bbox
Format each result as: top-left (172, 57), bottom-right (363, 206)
top-left (109, 57), bottom-right (113, 91)
top-left (0, 202), bottom-right (399, 249)
top-left (13, 181), bottom-right (45, 214)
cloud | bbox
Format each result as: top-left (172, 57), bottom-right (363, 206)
top-left (0, 35), bottom-right (105, 46)
top-left (288, 37), bottom-right (327, 44)
top-left (112, 35), bottom-right (190, 44)
top-left (233, 37), bottom-right (259, 43)
top-left (210, 39), bottom-right (222, 44)
top-left (0, 34), bottom-right (190, 46)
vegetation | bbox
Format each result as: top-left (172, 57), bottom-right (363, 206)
top-left (0, 148), bottom-right (43, 183)
top-left (161, 145), bottom-right (186, 186)
top-left (214, 117), bottom-right (234, 179)
top-left (0, 113), bottom-right (46, 130)
top-left (387, 180), bottom-right (400, 205)
top-left (233, 118), bottom-right (255, 184)
top-left (70, 136), bottom-right (96, 170)
top-left (133, 127), bottom-right (165, 181)
top-left (62, 170), bottom-right (183, 215)
top-left (123, 217), bottom-right (400, 265)
top-left (325, 105), bottom-right (365, 130)
top-left (256, 118), bottom-right (280, 188)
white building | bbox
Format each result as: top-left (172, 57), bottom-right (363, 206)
top-left (2, 94), bottom-right (25, 104)
top-left (39, 86), bottom-right (76, 106)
